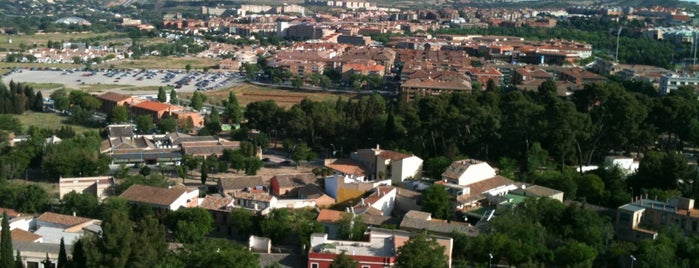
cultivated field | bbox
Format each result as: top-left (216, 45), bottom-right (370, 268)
top-left (184, 83), bottom-right (358, 108)
top-left (0, 32), bottom-right (123, 51)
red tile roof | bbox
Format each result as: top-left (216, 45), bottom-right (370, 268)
top-left (131, 101), bottom-right (181, 112)
top-left (96, 92), bottom-right (131, 103)
top-left (36, 212), bottom-right (95, 228)
top-left (0, 208), bottom-right (19, 218)
top-left (325, 158), bottom-right (368, 176)
top-left (11, 229), bottom-right (42, 242)
top-left (317, 209), bottom-right (345, 223)
top-left (119, 184), bottom-right (193, 207)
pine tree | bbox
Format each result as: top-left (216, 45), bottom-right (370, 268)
top-left (157, 87), bottom-right (167, 103)
top-left (57, 238), bottom-right (67, 268)
top-left (1, 212), bottom-right (14, 268)
top-left (89, 211), bottom-right (134, 268)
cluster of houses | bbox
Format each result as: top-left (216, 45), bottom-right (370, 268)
top-left (6, 142), bottom-right (690, 267)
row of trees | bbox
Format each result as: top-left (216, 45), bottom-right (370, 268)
top-left (0, 81), bottom-right (43, 114)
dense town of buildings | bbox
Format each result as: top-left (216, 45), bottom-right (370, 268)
top-left (6, 0), bottom-right (699, 267)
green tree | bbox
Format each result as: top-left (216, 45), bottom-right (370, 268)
top-left (169, 89), bottom-right (178, 105)
top-left (17, 185), bottom-right (48, 213)
top-left (329, 252), bottom-right (359, 268)
top-left (396, 232), bottom-right (448, 268)
top-left (554, 241), bottom-right (597, 268)
top-left (292, 75), bottom-right (303, 88)
top-left (71, 239), bottom-right (87, 268)
top-left (87, 210), bottom-right (134, 268)
top-left (224, 92), bottom-right (242, 124)
top-left (109, 106), bottom-right (129, 123)
top-left (229, 208), bottom-right (255, 238)
top-left (190, 92), bottom-right (204, 111)
top-left (165, 207), bottom-right (214, 243)
top-left (157, 117), bottom-right (177, 133)
top-left (157, 87), bottom-right (167, 103)
top-left (421, 184), bottom-right (452, 220)
top-left (127, 215), bottom-right (167, 268)
top-left (58, 238), bottom-right (67, 268)
top-left (50, 89), bottom-right (70, 111)
top-left (61, 191), bottom-right (99, 218)
top-left (135, 115), bottom-right (153, 134)
top-left (177, 239), bottom-right (259, 268)
top-left (1, 212), bottom-right (13, 268)
top-left (200, 161), bottom-right (208, 185)
top-left (337, 213), bottom-right (366, 241)
top-left (185, 64), bottom-right (192, 72)
top-left (260, 209), bottom-right (292, 245)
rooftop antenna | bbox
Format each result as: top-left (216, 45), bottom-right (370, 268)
top-left (615, 26), bottom-right (622, 62)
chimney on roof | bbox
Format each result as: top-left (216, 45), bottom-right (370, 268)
top-left (72, 211), bottom-right (76, 217)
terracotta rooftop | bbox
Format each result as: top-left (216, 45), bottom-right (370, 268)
top-left (199, 195), bottom-right (234, 212)
top-left (36, 212), bottom-right (95, 228)
top-left (11, 229), bottom-right (42, 242)
top-left (325, 158), bottom-right (368, 176)
top-left (131, 101), bottom-right (182, 112)
top-left (119, 184), bottom-right (193, 207)
top-left (377, 150), bottom-right (412, 160)
top-left (467, 175), bottom-right (514, 195)
top-left (0, 208), bottom-right (20, 218)
top-left (11, 228), bottom-right (42, 242)
top-left (96, 92), bottom-right (131, 103)
top-left (355, 186), bottom-right (395, 210)
top-left (316, 209), bottom-right (345, 223)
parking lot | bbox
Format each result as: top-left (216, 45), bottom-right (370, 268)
top-left (3, 68), bottom-right (246, 94)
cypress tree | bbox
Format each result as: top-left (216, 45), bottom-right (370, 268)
top-left (1, 211), bottom-right (14, 268)
top-left (71, 239), bottom-right (87, 268)
top-left (200, 161), bottom-right (208, 185)
top-left (169, 89), bottom-right (178, 105)
top-left (157, 87), bottom-right (167, 103)
top-left (32, 92), bottom-right (43, 112)
top-left (57, 238), bottom-right (67, 268)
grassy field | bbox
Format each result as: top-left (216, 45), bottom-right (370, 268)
top-left (22, 82), bottom-right (64, 90)
top-left (183, 83), bottom-right (358, 108)
top-left (96, 56), bottom-right (220, 71)
top-left (14, 112), bottom-right (98, 134)
top-left (0, 32), bottom-right (123, 51)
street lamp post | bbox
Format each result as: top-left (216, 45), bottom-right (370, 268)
top-left (630, 255), bottom-right (636, 268)
top-left (489, 253), bottom-right (493, 268)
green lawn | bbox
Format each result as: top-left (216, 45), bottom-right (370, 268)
top-left (14, 112), bottom-right (98, 134)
